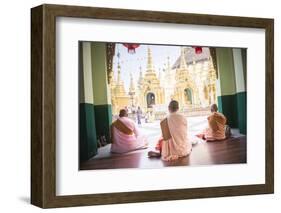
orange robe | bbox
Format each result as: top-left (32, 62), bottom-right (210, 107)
top-left (203, 112), bottom-right (227, 141)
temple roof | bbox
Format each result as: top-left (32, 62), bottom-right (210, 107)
top-left (172, 47), bottom-right (210, 69)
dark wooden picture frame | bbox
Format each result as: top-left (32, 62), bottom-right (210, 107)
top-left (31, 4), bottom-right (274, 208)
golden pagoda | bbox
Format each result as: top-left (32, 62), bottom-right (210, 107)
top-left (128, 72), bottom-right (136, 107)
top-left (173, 47), bottom-right (199, 109)
top-left (110, 45), bottom-right (217, 117)
top-left (110, 62), bottom-right (130, 115)
top-left (138, 47), bottom-right (165, 111)
top-left (205, 56), bottom-right (217, 105)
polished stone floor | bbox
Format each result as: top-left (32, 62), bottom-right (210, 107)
top-left (80, 116), bottom-right (246, 170)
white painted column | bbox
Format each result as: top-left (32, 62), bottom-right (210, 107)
top-left (80, 42), bottom-right (94, 104)
top-left (233, 48), bottom-right (246, 93)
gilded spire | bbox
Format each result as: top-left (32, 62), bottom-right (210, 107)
top-left (138, 66), bottom-right (143, 88)
top-left (116, 46), bottom-right (122, 84)
top-left (166, 56), bottom-right (171, 74)
top-left (117, 62), bottom-right (121, 84)
top-left (139, 66), bottom-right (143, 77)
top-left (179, 47), bottom-right (188, 70)
top-left (158, 68), bottom-right (161, 78)
top-left (167, 56), bottom-right (170, 68)
top-left (109, 69), bottom-right (115, 85)
top-left (114, 62), bottom-right (127, 96)
top-left (146, 47), bottom-right (154, 72)
top-left (208, 59), bottom-right (217, 84)
top-left (129, 72), bottom-right (135, 92)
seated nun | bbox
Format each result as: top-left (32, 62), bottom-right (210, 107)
top-left (196, 104), bottom-right (229, 141)
top-left (111, 109), bottom-right (148, 153)
top-left (148, 100), bottom-right (192, 161)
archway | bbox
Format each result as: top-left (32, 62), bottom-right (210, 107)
top-left (146, 92), bottom-right (155, 108)
top-left (184, 88), bottom-right (193, 104)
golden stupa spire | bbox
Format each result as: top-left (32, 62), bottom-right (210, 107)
top-left (129, 72), bottom-right (135, 92)
top-left (208, 58), bottom-right (217, 84)
top-left (116, 47), bottom-right (122, 85)
top-left (167, 56), bottom-right (170, 68)
top-left (109, 69), bottom-right (115, 85)
top-left (179, 47), bottom-right (188, 70)
top-left (158, 68), bottom-right (162, 79)
top-left (146, 47), bottom-right (154, 72)
top-left (166, 56), bottom-right (171, 74)
top-left (138, 66), bottom-right (143, 87)
top-left (117, 62), bottom-right (122, 84)
top-left (139, 66), bottom-right (143, 78)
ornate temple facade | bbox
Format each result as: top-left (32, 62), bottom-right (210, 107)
top-left (110, 62), bottom-right (130, 115)
top-left (110, 46), bottom-right (217, 117)
top-left (137, 48), bottom-right (165, 110)
top-left (173, 48), bottom-right (200, 110)
top-left (171, 47), bottom-right (217, 111)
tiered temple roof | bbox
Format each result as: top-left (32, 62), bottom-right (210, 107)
top-left (172, 47), bottom-right (210, 69)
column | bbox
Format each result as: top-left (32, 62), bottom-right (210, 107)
top-left (91, 43), bottom-right (112, 143)
top-left (79, 42), bottom-right (98, 162)
top-left (216, 48), bottom-right (238, 128)
top-left (233, 48), bottom-right (247, 134)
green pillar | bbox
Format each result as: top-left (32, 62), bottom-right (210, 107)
top-left (233, 48), bottom-right (247, 134)
top-left (91, 43), bottom-right (112, 143)
top-left (79, 42), bottom-right (98, 162)
top-left (216, 48), bottom-right (238, 128)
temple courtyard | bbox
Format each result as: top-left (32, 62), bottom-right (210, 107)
top-left (80, 116), bottom-right (246, 170)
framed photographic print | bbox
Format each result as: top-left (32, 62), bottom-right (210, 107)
top-left (31, 4), bottom-right (274, 208)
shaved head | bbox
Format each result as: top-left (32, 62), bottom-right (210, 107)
top-left (211, 104), bottom-right (218, 113)
top-left (168, 100), bottom-right (179, 113)
top-left (119, 109), bottom-right (128, 117)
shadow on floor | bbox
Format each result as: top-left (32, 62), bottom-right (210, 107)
top-left (18, 196), bottom-right (30, 204)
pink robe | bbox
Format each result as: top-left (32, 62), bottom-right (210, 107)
top-left (203, 112), bottom-right (226, 141)
top-left (110, 117), bottom-right (147, 153)
top-left (161, 112), bottom-right (192, 161)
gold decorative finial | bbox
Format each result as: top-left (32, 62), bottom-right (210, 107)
top-left (117, 62), bottom-right (121, 84)
top-left (167, 56), bottom-right (170, 68)
top-left (179, 47), bottom-right (188, 70)
top-left (166, 56), bottom-right (171, 74)
top-left (129, 72), bottom-right (135, 92)
top-left (146, 47), bottom-right (154, 72)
